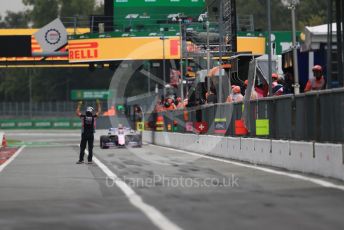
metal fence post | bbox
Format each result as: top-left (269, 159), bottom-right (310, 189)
top-left (73, 16), bottom-right (77, 35)
top-left (315, 94), bottom-right (321, 141)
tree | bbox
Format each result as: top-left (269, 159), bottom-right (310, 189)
top-left (59, 0), bottom-right (102, 28)
top-left (210, 0), bottom-right (329, 31)
top-left (22, 0), bottom-right (102, 29)
top-left (0, 69), bottom-right (30, 102)
top-left (296, 0), bottom-right (328, 29)
top-left (0, 15), bottom-right (6, 27)
top-left (23, 0), bottom-right (59, 27)
top-left (3, 11), bottom-right (30, 28)
top-left (59, 0), bottom-right (98, 18)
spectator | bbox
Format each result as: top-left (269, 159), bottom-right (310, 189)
top-left (226, 85), bottom-right (235, 103)
top-left (175, 97), bottom-right (185, 109)
top-left (283, 71), bottom-right (294, 94)
top-left (272, 73), bottom-right (279, 88)
top-left (154, 99), bottom-right (164, 112)
top-left (186, 66), bottom-right (196, 78)
top-left (164, 97), bottom-right (177, 111)
top-left (134, 106), bottom-right (143, 122)
top-left (244, 79), bottom-right (258, 100)
top-left (227, 85), bottom-right (244, 103)
top-left (271, 73), bottom-right (285, 96)
top-left (255, 79), bottom-right (269, 98)
top-left (183, 98), bottom-right (189, 107)
top-left (206, 86), bottom-right (217, 104)
top-left (304, 65), bottom-right (326, 92)
top-left (244, 80), bottom-right (249, 90)
top-left (272, 84), bottom-right (284, 96)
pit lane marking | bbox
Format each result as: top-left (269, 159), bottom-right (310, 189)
top-left (0, 146), bottom-right (26, 173)
top-left (85, 149), bottom-right (183, 230)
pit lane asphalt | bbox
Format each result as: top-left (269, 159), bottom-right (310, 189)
top-left (1, 130), bottom-right (344, 230)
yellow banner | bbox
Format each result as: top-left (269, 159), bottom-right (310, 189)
top-left (136, 122), bottom-right (144, 131)
top-left (0, 28), bottom-right (89, 62)
top-left (237, 37), bottom-right (265, 55)
top-left (68, 37), bottom-right (181, 63)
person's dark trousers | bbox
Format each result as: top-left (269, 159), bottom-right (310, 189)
top-left (79, 133), bottom-right (94, 162)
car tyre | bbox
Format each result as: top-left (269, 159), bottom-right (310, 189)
top-left (100, 136), bottom-right (109, 149)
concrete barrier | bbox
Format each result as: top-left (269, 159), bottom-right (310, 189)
top-left (143, 131), bottom-right (344, 181)
top-left (158, 132), bottom-right (167, 146)
top-left (314, 143), bottom-right (344, 180)
top-left (240, 138), bottom-right (255, 163)
top-left (208, 136), bottom-right (219, 157)
top-left (289, 141), bottom-right (314, 173)
top-left (184, 134), bottom-right (198, 152)
top-left (204, 135), bottom-right (220, 157)
top-left (153, 132), bottom-right (161, 145)
top-left (175, 133), bottom-right (185, 149)
top-left (227, 137), bottom-right (241, 160)
top-left (165, 132), bottom-right (176, 147)
top-left (144, 131), bottom-right (153, 143)
top-left (271, 140), bottom-right (291, 168)
top-left (211, 136), bottom-right (227, 158)
top-left (196, 135), bottom-right (208, 154)
top-left (253, 139), bottom-right (272, 165)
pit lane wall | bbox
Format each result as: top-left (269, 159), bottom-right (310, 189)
top-left (143, 131), bottom-right (344, 181)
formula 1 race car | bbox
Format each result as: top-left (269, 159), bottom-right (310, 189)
top-left (100, 126), bottom-right (142, 149)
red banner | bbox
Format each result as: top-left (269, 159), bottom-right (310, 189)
top-left (194, 122), bottom-right (208, 134)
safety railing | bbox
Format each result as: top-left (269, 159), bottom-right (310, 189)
top-left (0, 100), bottom-right (109, 118)
top-left (140, 88), bottom-right (344, 143)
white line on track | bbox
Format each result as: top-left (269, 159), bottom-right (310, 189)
top-left (0, 145), bottom-right (26, 173)
top-left (150, 144), bottom-right (344, 192)
top-left (84, 149), bottom-right (183, 230)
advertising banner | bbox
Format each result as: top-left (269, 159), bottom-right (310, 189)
top-left (237, 37), bottom-right (266, 55)
top-left (0, 28), bottom-right (89, 63)
top-left (68, 36), bottom-right (180, 63)
top-left (71, 90), bottom-right (112, 100)
top-left (194, 122), bottom-right (208, 134)
top-left (185, 121), bottom-right (194, 132)
top-left (256, 119), bottom-right (270, 136)
top-left (114, 0), bottom-right (205, 7)
top-left (0, 119), bottom-right (81, 130)
top-left (113, 0), bottom-right (205, 24)
top-left (214, 118), bottom-right (226, 134)
top-left (136, 122), bottom-right (144, 131)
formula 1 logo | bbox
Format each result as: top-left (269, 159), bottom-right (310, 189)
top-left (45, 29), bottom-right (61, 45)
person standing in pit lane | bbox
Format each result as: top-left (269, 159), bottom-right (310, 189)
top-left (304, 65), bottom-right (326, 92)
top-left (76, 100), bottom-right (101, 164)
top-left (226, 85), bottom-right (244, 103)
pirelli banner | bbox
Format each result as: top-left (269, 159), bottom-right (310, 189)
top-left (68, 36), bottom-right (181, 63)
